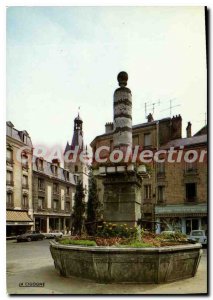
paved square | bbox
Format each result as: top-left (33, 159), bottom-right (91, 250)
top-left (7, 239), bottom-right (207, 294)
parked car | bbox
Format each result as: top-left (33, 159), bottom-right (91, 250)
top-left (43, 230), bottom-right (63, 239)
top-left (17, 231), bottom-right (45, 242)
top-left (188, 230), bottom-right (207, 245)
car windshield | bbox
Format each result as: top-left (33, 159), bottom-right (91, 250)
top-left (191, 231), bottom-right (203, 236)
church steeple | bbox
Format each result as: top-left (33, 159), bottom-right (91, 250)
top-left (71, 113), bottom-right (84, 150)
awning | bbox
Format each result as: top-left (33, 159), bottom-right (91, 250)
top-left (155, 204), bottom-right (207, 217)
top-left (6, 210), bottom-right (33, 225)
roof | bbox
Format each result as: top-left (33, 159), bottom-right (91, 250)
top-left (194, 125), bottom-right (207, 136)
top-left (160, 134), bottom-right (207, 149)
top-left (6, 210), bottom-right (33, 222)
top-left (33, 156), bottom-right (76, 185)
top-left (6, 122), bottom-right (33, 148)
top-left (90, 117), bottom-right (171, 144)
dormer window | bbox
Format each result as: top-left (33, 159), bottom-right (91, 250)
top-left (37, 158), bottom-right (44, 171)
top-left (51, 164), bottom-right (58, 175)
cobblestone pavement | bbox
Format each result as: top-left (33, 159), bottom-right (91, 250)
top-left (6, 239), bottom-right (208, 295)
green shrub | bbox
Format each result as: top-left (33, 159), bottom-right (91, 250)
top-left (158, 232), bottom-right (187, 241)
top-left (96, 222), bottom-right (138, 239)
top-left (59, 239), bottom-right (96, 246)
top-left (118, 241), bottom-right (154, 248)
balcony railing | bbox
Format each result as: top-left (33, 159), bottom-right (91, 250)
top-left (37, 206), bottom-right (46, 211)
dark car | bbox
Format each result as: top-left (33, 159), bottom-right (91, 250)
top-left (17, 231), bottom-right (45, 242)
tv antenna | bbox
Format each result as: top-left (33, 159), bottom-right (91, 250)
top-left (160, 98), bottom-right (180, 117)
top-left (144, 100), bottom-right (161, 119)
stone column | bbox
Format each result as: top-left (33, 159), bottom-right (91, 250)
top-left (181, 218), bottom-right (186, 234)
top-left (46, 216), bottom-right (49, 233)
top-left (156, 218), bottom-right (161, 234)
top-left (113, 71), bottom-right (132, 150)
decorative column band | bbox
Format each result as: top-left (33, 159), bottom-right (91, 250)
top-left (114, 113), bottom-right (132, 119)
top-left (114, 99), bottom-right (132, 107)
top-left (114, 127), bottom-right (132, 133)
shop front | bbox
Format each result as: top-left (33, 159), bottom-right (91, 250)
top-left (6, 210), bottom-right (34, 237)
top-left (155, 204), bottom-right (207, 235)
top-left (34, 214), bottom-right (71, 234)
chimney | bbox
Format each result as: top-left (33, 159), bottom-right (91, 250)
top-left (147, 113), bottom-right (154, 122)
top-left (186, 122), bottom-right (192, 138)
top-left (171, 114), bottom-right (182, 140)
top-left (105, 122), bottom-right (114, 133)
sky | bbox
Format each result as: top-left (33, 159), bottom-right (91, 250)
top-left (7, 6), bottom-right (207, 153)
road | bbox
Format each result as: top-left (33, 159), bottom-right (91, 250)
top-left (7, 239), bottom-right (208, 295)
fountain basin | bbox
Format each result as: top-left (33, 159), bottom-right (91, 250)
top-left (50, 240), bottom-right (202, 283)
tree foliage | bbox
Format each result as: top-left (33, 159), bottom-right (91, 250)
top-left (86, 169), bottom-right (101, 235)
top-left (71, 181), bottom-right (85, 236)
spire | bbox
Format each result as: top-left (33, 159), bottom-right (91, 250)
top-left (71, 113), bottom-right (84, 149)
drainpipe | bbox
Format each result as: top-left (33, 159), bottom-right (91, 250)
top-left (154, 121), bottom-right (160, 233)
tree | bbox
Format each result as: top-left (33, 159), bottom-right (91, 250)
top-left (86, 169), bottom-right (101, 235)
top-left (71, 181), bottom-right (85, 236)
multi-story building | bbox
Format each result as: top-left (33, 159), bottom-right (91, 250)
top-left (155, 126), bottom-right (207, 234)
top-left (64, 114), bottom-right (89, 203)
top-left (90, 115), bottom-right (207, 233)
top-left (33, 157), bottom-right (76, 233)
top-left (6, 122), bottom-right (34, 237)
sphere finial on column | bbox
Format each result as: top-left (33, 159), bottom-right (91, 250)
top-left (117, 71), bottom-right (128, 87)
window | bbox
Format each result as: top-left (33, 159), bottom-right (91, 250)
top-left (22, 175), bottom-right (28, 188)
top-left (65, 202), bottom-right (70, 212)
top-left (22, 194), bottom-right (28, 209)
top-left (144, 133), bottom-right (151, 147)
top-left (6, 148), bottom-right (13, 162)
top-left (186, 183), bottom-right (197, 202)
top-left (21, 152), bottom-right (28, 168)
top-left (6, 192), bottom-right (13, 208)
top-left (144, 185), bottom-right (151, 200)
top-left (6, 171), bottom-right (13, 185)
top-left (38, 178), bottom-right (45, 191)
top-left (53, 200), bottom-right (59, 211)
top-left (53, 183), bottom-right (59, 194)
top-left (158, 186), bottom-right (165, 203)
top-left (185, 154), bottom-right (197, 173)
top-left (37, 158), bottom-right (43, 171)
top-left (51, 164), bottom-right (58, 175)
top-left (66, 186), bottom-right (70, 195)
top-left (75, 165), bottom-right (78, 172)
top-left (38, 197), bottom-right (44, 209)
top-left (133, 135), bottom-right (139, 147)
top-left (157, 162), bottom-right (165, 175)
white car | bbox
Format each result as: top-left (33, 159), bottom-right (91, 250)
top-left (43, 231), bottom-right (63, 239)
top-left (188, 230), bottom-right (207, 245)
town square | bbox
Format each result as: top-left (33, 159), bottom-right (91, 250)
top-left (5, 6), bottom-right (207, 295)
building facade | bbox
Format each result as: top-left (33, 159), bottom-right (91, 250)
top-left (90, 116), bottom-right (207, 233)
top-left (33, 157), bottom-right (76, 233)
top-left (6, 122), bottom-right (34, 237)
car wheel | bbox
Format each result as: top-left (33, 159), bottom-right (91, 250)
top-left (27, 237), bottom-right (32, 242)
